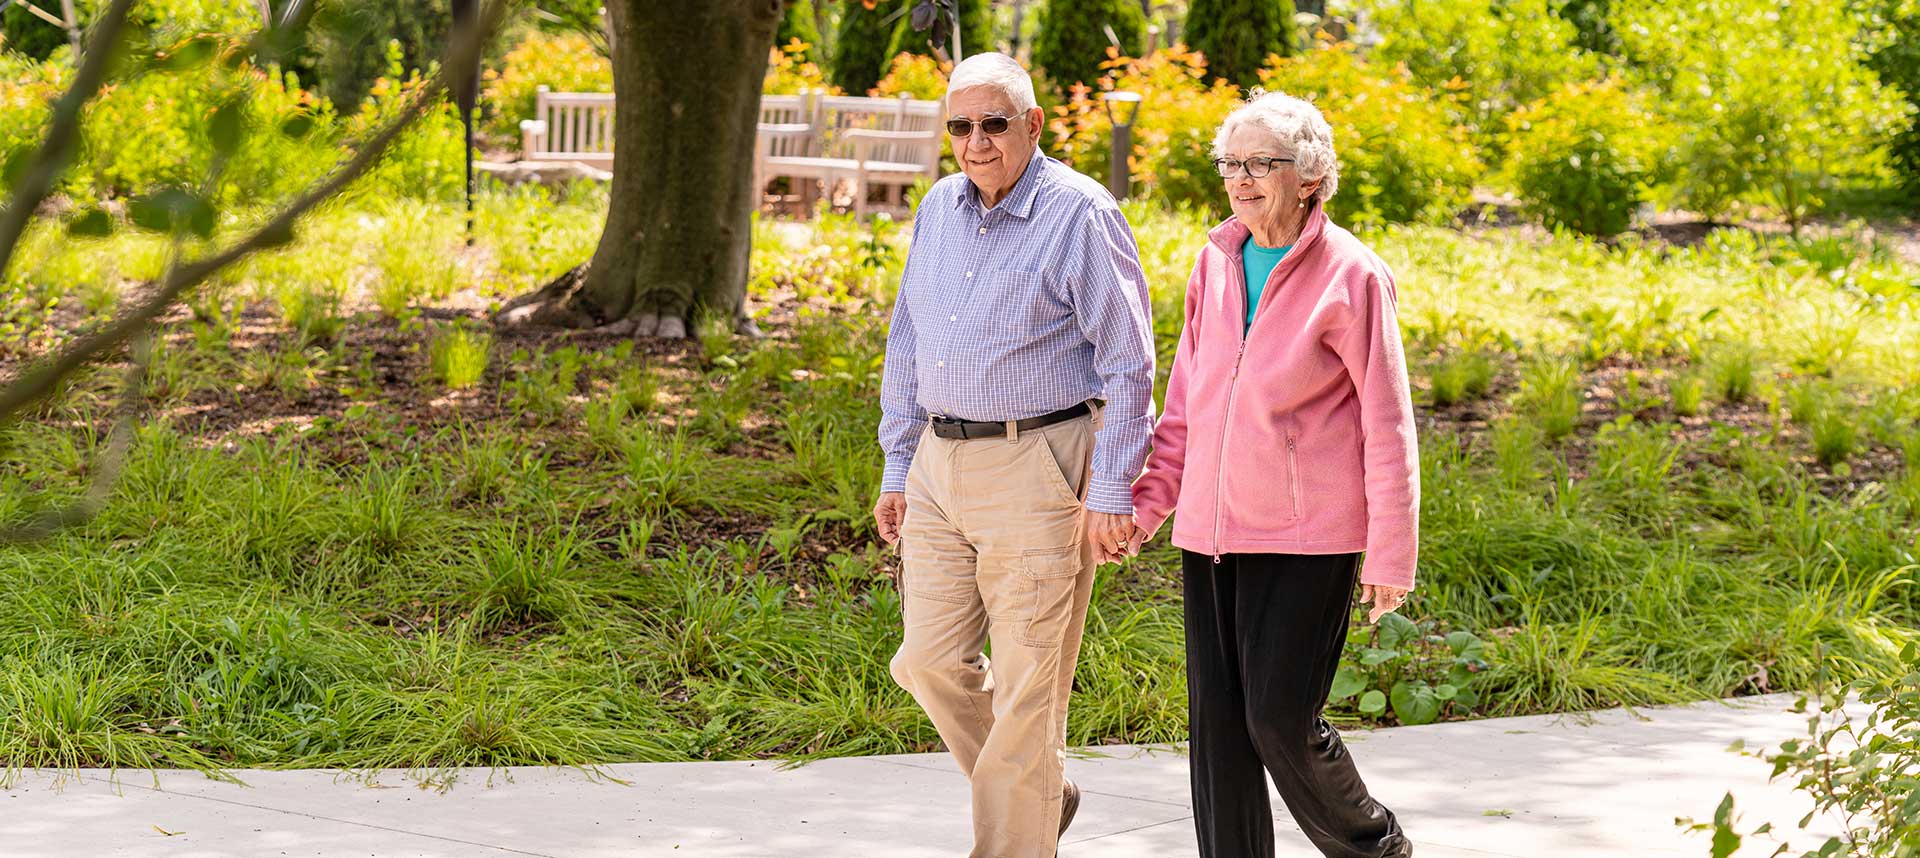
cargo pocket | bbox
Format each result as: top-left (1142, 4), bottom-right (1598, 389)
top-left (1017, 546), bottom-right (1082, 648)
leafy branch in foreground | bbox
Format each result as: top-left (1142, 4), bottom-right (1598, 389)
top-left (0, 0), bottom-right (510, 542)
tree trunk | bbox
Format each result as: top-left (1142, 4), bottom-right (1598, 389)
top-left (502, 0), bottom-right (782, 338)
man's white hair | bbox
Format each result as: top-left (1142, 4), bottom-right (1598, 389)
top-left (1212, 91), bottom-right (1340, 202)
top-left (946, 52), bottom-right (1039, 113)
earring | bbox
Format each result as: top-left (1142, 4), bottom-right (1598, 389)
top-left (1297, 199), bottom-right (1306, 208)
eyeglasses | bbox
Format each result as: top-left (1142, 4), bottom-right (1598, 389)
top-left (1213, 156), bottom-right (1294, 178)
top-left (946, 115), bottom-right (1016, 138)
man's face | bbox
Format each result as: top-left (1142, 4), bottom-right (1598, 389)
top-left (946, 87), bottom-right (1042, 204)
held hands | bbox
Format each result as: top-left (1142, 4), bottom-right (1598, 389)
top-left (1086, 511), bottom-right (1136, 563)
top-left (1359, 584), bottom-right (1410, 624)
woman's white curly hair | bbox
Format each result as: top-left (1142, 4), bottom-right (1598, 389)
top-left (1211, 89), bottom-right (1340, 202)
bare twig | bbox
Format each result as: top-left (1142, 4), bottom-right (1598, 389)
top-left (0, 0), bottom-right (135, 277)
top-left (0, 0), bottom-right (510, 426)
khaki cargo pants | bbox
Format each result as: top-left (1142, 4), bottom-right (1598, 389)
top-left (890, 409), bottom-right (1101, 858)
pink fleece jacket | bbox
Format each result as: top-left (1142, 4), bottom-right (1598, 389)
top-left (1131, 204), bottom-right (1421, 590)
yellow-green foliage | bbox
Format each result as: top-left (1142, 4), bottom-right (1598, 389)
top-left (1259, 40), bottom-right (1483, 227)
top-left (480, 31), bottom-right (612, 140)
top-left (1502, 78), bottom-right (1668, 236)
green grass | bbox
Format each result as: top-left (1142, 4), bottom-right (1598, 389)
top-left (0, 192), bottom-right (1915, 780)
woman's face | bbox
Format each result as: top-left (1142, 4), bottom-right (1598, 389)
top-left (1221, 124), bottom-right (1307, 231)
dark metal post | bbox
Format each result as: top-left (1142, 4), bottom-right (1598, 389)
top-left (452, 0), bottom-right (481, 247)
top-left (1101, 91), bottom-right (1142, 200)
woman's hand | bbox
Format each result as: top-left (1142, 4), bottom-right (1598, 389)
top-left (1359, 585), bottom-right (1409, 624)
top-left (1118, 520), bottom-right (1156, 559)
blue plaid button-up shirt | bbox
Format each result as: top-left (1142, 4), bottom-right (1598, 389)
top-left (878, 152), bottom-right (1156, 515)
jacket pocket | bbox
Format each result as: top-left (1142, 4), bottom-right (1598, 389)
top-left (1284, 422), bottom-right (1302, 521)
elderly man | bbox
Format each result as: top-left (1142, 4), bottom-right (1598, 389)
top-left (871, 52), bottom-right (1155, 858)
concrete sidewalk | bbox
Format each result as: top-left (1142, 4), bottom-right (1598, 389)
top-left (2, 694), bottom-right (1847, 857)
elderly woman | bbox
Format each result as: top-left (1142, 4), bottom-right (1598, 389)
top-left (1128, 92), bottom-right (1419, 858)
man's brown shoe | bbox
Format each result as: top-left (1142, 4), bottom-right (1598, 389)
top-left (1059, 777), bottom-right (1081, 838)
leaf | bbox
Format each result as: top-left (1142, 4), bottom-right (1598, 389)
top-left (1329, 667), bottom-right (1366, 702)
top-left (280, 114), bottom-right (316, 140)
top-left (128, 188), bottom-right (216, 238)
top-left (66, 208), bottom-right (113, 237)
top-left (1434, 683), bottom-right (1458, 701)
top-left (1377, 612), bottom-right (1419, 650)
top-left (1390, 680), bottom-right (1441, 725)
top-left (1482, 808), bottom-right (1513, 818)
top-left (1358, 689), bottom-right (1387, 714)
top-left (158, 35), bottom-right (220, 70)
top-left (209, 96), bottom-right (249, 160)
top-left (1359, 648), bottom-right (1400, 666)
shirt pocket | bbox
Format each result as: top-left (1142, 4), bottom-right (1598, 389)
top-left (971, 270), bottom-right (1068, 347)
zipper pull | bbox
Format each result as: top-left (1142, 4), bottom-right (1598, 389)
top-left (1212, 554), bottom-right (1222, 565)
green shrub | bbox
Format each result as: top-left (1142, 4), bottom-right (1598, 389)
top-left (427, 324), bottom-right (492, 390)
top-left (1049, 46), bottom-right (1241, 216)
top-left (831, 0), bottom-right (897, 96)
top-left (777, 0), bottom-right (827, 67)
top-left (1258, 40), bottom-right (1483, 226)
top-left (1361, 0), bottom-right (1597, 155)
top-left (481, 32), bottom-right (611, 140)
top-left (764, 39), bottom-right (839, 96)
top-left (1502, 78), bottom-right (1667, 236)
top-left (886, 0), bottom-right (992, 61)
top-left (872, 52), bottom-right (947, 100)
top-left (347, 44), bottom-right (469, 202)
top-left (1861, 0), bottom-right (1920, 198)
top-left (1184, 0), bottom-right (1295, 89)
top-left (1032, 0), bottom-right (1144, 90)
top-left (1615, 0), bottom-right (1906, 228)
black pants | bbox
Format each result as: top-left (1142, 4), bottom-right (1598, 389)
top-left (1184, 550), bottom-right (1411, 858)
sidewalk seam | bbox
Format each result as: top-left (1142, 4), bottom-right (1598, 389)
top-left (113, 780), bottom-right (561, 858)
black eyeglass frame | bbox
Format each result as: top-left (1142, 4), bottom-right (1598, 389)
top-left (1212, 155), bottom-right (1295, 178)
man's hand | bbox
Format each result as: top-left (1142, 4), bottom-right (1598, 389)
top-left (1086, 510), bottom-right (1135, 563)
top-left (1359, 584), bottom-right (1410, 624)
top-left (874, 492), bottom-right (907, 546)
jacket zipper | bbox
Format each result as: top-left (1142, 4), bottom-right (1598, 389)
top-left (1286, 434), bottom-right (1300, 519)
top-left (1213, 253), bottom-right (1257, 564)
top-left (1209, 225), bottom-right (1305, 563)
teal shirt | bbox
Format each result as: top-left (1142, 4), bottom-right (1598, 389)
top-left (1241, 237), bottom-right (1293, 330)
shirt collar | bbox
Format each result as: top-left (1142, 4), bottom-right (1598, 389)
top-left (954, 150), bottom-right (1048, 219)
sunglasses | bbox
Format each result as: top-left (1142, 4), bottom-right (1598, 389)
top-left (946, 115), bottom-right (1018, 138)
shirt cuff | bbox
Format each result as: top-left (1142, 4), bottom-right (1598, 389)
top-left (881, 456), bottom-right (913, 495)
top-left (1084, 473), bottom-right (1135, 516)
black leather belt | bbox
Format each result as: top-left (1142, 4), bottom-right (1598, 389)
top-left (929, 402), bottom-right (1091, 440)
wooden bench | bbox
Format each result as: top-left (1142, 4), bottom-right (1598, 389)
top-left (518, 86), bottom-right (614, 170)
top-left (520, 88), bottom-right (944, 217)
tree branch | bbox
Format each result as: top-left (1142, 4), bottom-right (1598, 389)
top-left (0, 0), bottom-right (136, 279)
top-left (0, 0), bottom-right (511, 426)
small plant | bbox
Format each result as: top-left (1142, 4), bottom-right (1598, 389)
top-left (1681, 643), bottom-right (1920, 857)
top-left (1517, 357), bottom-right (1584, 440)
top-left (426, 324), bottom-right (491, 390)
top-left (1671, 370), bottom-right (1709, 417)
top-left (1709, 347), bottom-right (1762, 404)
top-left (1328, 614), bottom-right (1490, 726)
top-left (1428, 350), bottom-right (1498, 407)
top-left (504, 346), bottom-right (583, 422)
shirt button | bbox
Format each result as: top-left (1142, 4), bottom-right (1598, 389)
top-left (949, 315), bottom-right (957, 321)
top-left (937, 361), bottom-right (945, 367)
top-left (964, 271), bottom-right (973, 278)
top-left (978, 227), bottom-right (987, 235)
